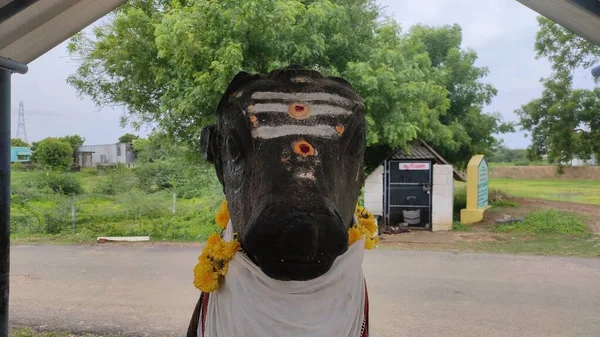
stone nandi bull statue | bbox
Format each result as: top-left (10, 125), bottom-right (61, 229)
top-left (187, 65), bottom-right (375, 337)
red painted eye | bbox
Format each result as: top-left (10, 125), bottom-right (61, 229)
top-left (295, 105), bottom-right (305, 112)
top-left (299, 144), bottom-right (310, 154)
top-left (293, 140), bottom-right (315, 157)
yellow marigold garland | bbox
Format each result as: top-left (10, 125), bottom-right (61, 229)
top-left (350, 205), bottom-right (379, 250)
top-left (194, 201), bottom-right (378, 293)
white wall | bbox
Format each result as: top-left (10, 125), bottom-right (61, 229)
top-left (77, 143), bottom-right (135, 167)
top-left (432, 164), bottom-right (454, 232)
top-left (364, 165), bottom-right (384, 216)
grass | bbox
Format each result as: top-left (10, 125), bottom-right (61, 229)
top-left (489, 179), bottom-right (600, 205)
top-left (493, 210), bottom-right (592, 236)
top-left (9, 328), bottom-right (116, 337)
top-left (459, 210), bottom-right (599, 257)
top-left (10, 168), bottom-right (223, 244)
top-left (452, 221), bottom-right (474, 232)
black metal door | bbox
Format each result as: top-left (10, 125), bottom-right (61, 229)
top-left (385, 160), bottom-right (432, 228)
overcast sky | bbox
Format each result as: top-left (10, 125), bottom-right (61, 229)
top-left (9, 0), bottom-right (598, 148)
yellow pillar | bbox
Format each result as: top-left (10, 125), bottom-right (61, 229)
top-left (460, 155), bottom-right (490, 224)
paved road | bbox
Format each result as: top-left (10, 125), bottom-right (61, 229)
top-left (9, 245), bottom-right (600, 337)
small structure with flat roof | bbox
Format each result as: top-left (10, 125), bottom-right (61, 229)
top-left (364, 139), bottom-right (465, 232)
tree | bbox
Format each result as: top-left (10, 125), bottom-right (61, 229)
top-left (118, 133), bottom-right (140, 144)
top-left (405, 24), bottom-right (514, 167)
top-left (516, 72), bottom-right (600, 165)
top-left (516, 17), bottom-right (600, 165)
top-left (534, 17), bottom-right (600, 81)
top-left (32, 138), bottom-right (74, 171)
top-left (489, 145), bottom-right (529, 164)
top-left (57, 134), bottom-right (85, 164)
top-left (10, 138), bottom-right (29, 147)
top-left (67, 0), bottom-right (508, 169)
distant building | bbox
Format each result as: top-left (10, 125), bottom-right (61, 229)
top-left (570, 156), bottom-right (597, 166)
top-left (10, 147), bottom-right (32, 163)
top-left (76, 143), bottom-right (136, 168)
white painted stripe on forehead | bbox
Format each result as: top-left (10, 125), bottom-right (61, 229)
top-left (252, 103), bottom-right (351, 116)
top-left (251, 92), bottom-right (353, 105)
top-left (251, 125), bottom-right (340, 139)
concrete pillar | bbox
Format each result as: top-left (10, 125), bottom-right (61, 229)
top-left (432, 165), bottom-right (454, 232)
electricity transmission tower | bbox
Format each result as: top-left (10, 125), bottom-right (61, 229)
top-left (16, 100), bottom-right (27, 143)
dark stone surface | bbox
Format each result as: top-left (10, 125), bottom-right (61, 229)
top-left (201, 65), bottom-right (366, 281)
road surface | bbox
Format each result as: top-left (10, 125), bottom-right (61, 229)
top-left (9, 244), bottom-right (600, 337)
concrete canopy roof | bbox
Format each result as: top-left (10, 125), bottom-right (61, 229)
top-left (0, 0), bottom-right (127, 66)
top-left (516, 0), bottom-right (600, 47)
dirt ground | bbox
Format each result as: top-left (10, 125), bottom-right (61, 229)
top-left (379, 197), bottom-right (600, 248)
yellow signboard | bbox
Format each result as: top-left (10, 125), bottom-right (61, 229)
top-left (460, 155), bottom-right (490, 224)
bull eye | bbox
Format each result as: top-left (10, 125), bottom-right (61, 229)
top-left (226, 132), bottom-right (244, 162)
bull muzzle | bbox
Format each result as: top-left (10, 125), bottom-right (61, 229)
top-left (243, 199), bottom-right (348, 281)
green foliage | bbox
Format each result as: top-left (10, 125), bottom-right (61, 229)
top-left (517, 17), bottom-right (600, 167)
top-left (453, 187), bottom-right (467, 220)
top-left (135, 160), bottom-right (180, 193)
top-left (493, 210), bottom-right (592, 237)
top-left (490, 146), bottom-right (529, 163)
top-left (10, 134), bottom-right (223, 241)
top-left (42, 172), bottom-right (84, 196)
top-left (32, 138), bottom-right (73, 171)
top-left (11, 162), bottom-right (25, 171)
top-left (67, 0), bottom-right (510, 169)
top-left (490, 178), bottom-right (600, 205)
top-left (534, 17), bottom-right (600, 80)
top-left (452, 221), bottom-right (473, 232)
top-left (80, 167), bottom-right (99, 175)
top-left (516, 72), bottom-right (600, 166)
top-left (59, 135), bottom-right (85, 155)
top-left (93, 168), bottom-right (138, 195)
top-left (491, 200), bottom-right (519, 208)
top-left (118, 133), bottom-right (140, 144)
top-left (10, 138), bottom-right (29, 147)
top-left (406, 24), bottom-right (514, 168)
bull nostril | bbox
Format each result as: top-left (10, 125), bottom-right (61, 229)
top-left (293, 140), bottom-right (315, 157)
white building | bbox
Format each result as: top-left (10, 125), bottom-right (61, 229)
top-left (364, 140), bottom-right (465, 232)
top-left (77, 143), bottom-right (136, 168)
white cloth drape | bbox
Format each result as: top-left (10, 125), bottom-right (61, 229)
top-left (199, 220), bottom-right (366, 337)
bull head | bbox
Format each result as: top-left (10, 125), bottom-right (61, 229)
top-left (201, 65), bottom-right (366, 281)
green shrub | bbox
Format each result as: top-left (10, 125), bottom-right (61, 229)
top-left (135, 160), bottom-right (180, 193)
top-left (93, 169), bottom-right (138, 195)
top-left (493, 210), bottom-right (592, 236)
top-left (491, 200), bottom-right (519, 208)
top-left (42, 172), bottom-right (83, 196)
top-left (11, 162), bottom-right (25, 171)
top-left (80, 168), bottom-right (99, 175)
top-left (453, 187), bottom-right (467, 219)
top-left (32, 138), bottom-right (73, 171)
top-left (514, 160), bottom-right (530, 166)
top-left (452, 221), bottom-right (473, 232)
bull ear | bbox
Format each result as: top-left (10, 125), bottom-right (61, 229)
top-left (200, 124), bottom-right (217, 163)
top-left (225, 71), bottom-right (261, 96)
